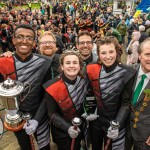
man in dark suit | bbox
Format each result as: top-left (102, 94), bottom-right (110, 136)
top-left (125, 38), bottom-right (150, 150)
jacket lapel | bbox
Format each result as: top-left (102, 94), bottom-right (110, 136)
top-left (131, 65), bottom-right (139, 101)
top-left (135, 80), bottom-right (150, 106)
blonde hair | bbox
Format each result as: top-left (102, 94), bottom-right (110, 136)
top-left (38, 31), bottom-right (56, 43)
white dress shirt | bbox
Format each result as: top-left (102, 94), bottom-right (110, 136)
top-left (134, 65), bottom-right (150, 101)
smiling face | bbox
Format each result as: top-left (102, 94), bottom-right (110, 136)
top-left (12, 28), bottom-right (35, 60)
top-left (39, 35), bottom-right (57, 56)
top-left (76, 35), bottom-right (93, 59)
top-left (139, 41), bottom-right (150, 73)
top-left (98, 43), bottom-right (117, 67)
top-left (61, 55), bottom-right (80, 80)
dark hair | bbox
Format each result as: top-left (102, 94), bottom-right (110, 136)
top-left (96, 36), bottom-right (121, 63)
top-left (13, 24), bottom-right (36, 40)
top-left (76, 31), bottom-right (93, 44)
top-left (138, 37), bottom-right (150, 54)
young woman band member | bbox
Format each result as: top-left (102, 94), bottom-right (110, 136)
top-left (43, 51), bottom-right (88, 150)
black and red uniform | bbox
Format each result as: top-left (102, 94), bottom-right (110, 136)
top-left (43, 73), bottom-right (88, 150)
top-left (85, 19), bottom-right (93, 32)
top-left (86, 62), bottom-right (136, 150)
top-left (0, 53), bottom-right (52, 150)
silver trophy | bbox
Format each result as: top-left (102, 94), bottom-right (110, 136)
top-left (0, 78), bottom-right (30, 131)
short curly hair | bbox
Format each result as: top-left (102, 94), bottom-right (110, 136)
top-left (59, 50), bottom-right (84, 77)
top-left (96, 36), bottom-right (121, 64)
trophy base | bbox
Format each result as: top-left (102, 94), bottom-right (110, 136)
top-left (4, 120), bottom-right (25, 131)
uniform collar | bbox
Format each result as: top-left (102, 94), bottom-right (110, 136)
top-left (14, 52), bottom-right (33, 62)
top-left (62, 72), bottom-right (77, 85)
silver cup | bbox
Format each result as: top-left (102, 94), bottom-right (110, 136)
top-left (0, 78), bottom-right (30, 131)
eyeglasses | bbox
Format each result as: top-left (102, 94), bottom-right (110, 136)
top-left (14, 35), bottom-right (34, 42)
top-left (40, 41), bottom-right (56, 45)
top-left (78, 41), bottom-right (93, 46)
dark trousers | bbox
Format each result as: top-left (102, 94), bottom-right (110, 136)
top-left (125, 135), bottom-right (150, 150)
top-left (89, 120), bottom-right (112, 150)
top-left (14, 129), bottom-right (50, 150)
top-left (54, 135), bottom-right (82, 150)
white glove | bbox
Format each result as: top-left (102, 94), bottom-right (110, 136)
top-left (107, 126), bottom-right (119, 139)
top-left (68, 126), bottom-right (80, 138)
top-left (23, 119), bottom-right (38, 135)
top-left (83, 108), bottom-right (99, 121)
top-left (86, 114), bottom-right (99, 121)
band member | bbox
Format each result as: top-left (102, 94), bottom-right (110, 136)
top-left (0, 24), bottom-right (52, 150)
top-left (43, 51), bottom-right (88, 150)
top-left (77, 18), bottom-right (86, 32)
top-left (86, 36), bottom-right (136, 150)
top-left (85, 14), bottom-right (93, 32)
top-left (63, 27), bottom-right (76, 48)
top-left (98, 20), bottom-right (110, 37)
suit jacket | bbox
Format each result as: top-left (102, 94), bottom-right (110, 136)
top-left (130, 65), bottom-right (150, 141)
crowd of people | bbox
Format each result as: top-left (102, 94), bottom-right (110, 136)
top-left (0, 0), bottom-right (150, 150)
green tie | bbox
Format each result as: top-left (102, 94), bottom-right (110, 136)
top-left (132, 74), bottom-right (147, 106)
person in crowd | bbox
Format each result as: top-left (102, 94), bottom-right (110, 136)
top-left (0, 24), bottom-right (52, 150)
top-left (1, 23), bottom-right (10, 53)
top-left (138, 25), bottom-right (149, 44)
top-left (43, 50), bottom-right (88, 150)
top-left (52, 27), bottom-right (65, 54)
top-left (127, 31), bottom-right (141, 65)
top-left (63, 27), bottom-right (76, 49)
top-left (117, 18), bottom-right (127, 43)
top-left (145, 20), bottom-right (150, 37)
top-left (125, 38), bottom-right (150, 150)
top-left (127, 18), bottom-right (139, 46)
top-left (108, 15), bottom-right (117, 28)
top-left (105, 27), bottom-right (123, 44)
top-left (86, 36), bottom-right (136, 150)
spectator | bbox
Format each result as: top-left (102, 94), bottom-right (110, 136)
top-left (139, 25), bottom-right (149, 43)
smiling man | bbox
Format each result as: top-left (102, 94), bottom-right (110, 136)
top-left (0, 24), bottom-right (52, 150)
top-left (39, 31), bottom-right (60, 78)
top-left (76, 31), bottom-right (97, 68)
top-left (125, 38), bottom-right (150, 150)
